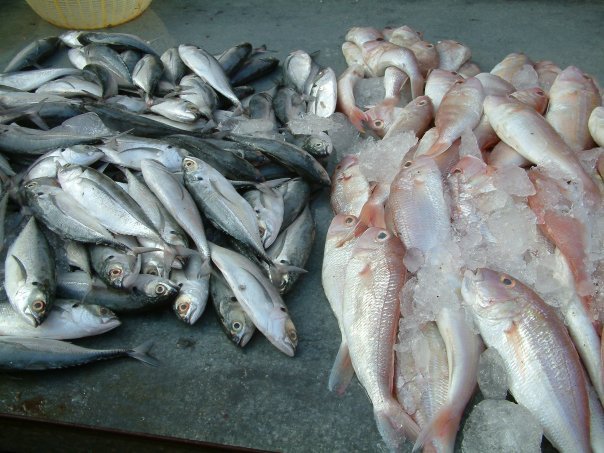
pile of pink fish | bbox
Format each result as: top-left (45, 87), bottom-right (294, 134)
top-left (323, 25), bottom-right (604, 452)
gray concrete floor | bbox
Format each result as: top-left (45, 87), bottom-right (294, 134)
top-left (0, 0), bottom-right (602, 451)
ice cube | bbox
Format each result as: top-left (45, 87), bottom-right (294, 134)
top-left (492, 165), bottom-right (536, 197)
top-left (461, 400), bottom-right (542, 453)
top-left (403, 248), bottom-right (425, 273)
top-left (232, 118), bottom-right (276, 136)
top-left (477, 348), bottom-right (509, 399)
top-left (357, 131), bottom-right (417, 184)
top-left (354, 77), bottom-right (386, 109)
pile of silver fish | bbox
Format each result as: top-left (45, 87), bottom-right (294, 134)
top-left (0, 31), bottom-right (330, 369)
top-left (325, 25), bottom-right (604, 452)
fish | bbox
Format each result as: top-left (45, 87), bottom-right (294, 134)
top-left (307, 67), bottom-right (337, 117)
top-left (283, 50), bottom-right (314, 94)
top-left (342, 227), bottom-right (420, 448)
top-left (150, 99), bottom-right (201, 123)
top-left (22, 178), bottom-right (132, 251)
top-left (82, 63), bottom-right (119, 98)
top-left (0, 337), bottom-right (159, 370)
top-left (225, 134), bottom-right (331, 186)
top-left (362, 40), bottom-right (424, 99)
top-left (545, 66), bottom-right (601, 152)
top-left (120, 49), bottom-right (142, 75)
top-left (265, 205), bottom-right (314, 294)
top-left (0, 300), bottom-right (120, 340)
top-left (330, 154), bottom-right (371, 217)
top-left (4, 36), bottom-right (60, 72)
top-left (248, 92), bottom-right (277, 122)
top-left (407, 40), bottom-right (439, 76)
top-left (132, 54), bottom-right (164, 99)
top-left (273, 87), bottom-right (306, 125)
top-left (345, 27), bottom-right (384, 48)
top-left (178, 44), bottom-right (242, 112)
top-left (534, 60), bottom-right (561, 93)
top-left (0, 68), bottom-right (81, 91)
top-left (589, 106), bottom-right (604, 147)
top-left (230, 56), bottom-right (279, 87)
top-left (424, 69), bottom-right (464, 112)
top-left (24, 144), bottom-right (104, 181)
top-left (82, 44), bottom-right (133, 87)
top-left (436, 40), bottom-right (471, 72)
top-left (78, 32), bottom-right (159, 57)
top-left (474, 72), bottom-right (516, 96)
top-left (424, 77), bottom-right (484, 157)
top-left (209, 242), bottom-right (297, 356)
top-left (160, 48), bottom-right (186, 85)
top-left (140, 159), bottom-right (210, 261)
top-left (171, 254), bottom-right (210, 325)
top-left (388, 25), bottom-right (422, 48)
top-left (210, 271), bottom-right (256, 346)
top-left (243, 182), bottom-right (284, 249)
top-left (483, 94), bottom-right (602, 206)
top-left (4, 217), bottom-right (55, 328)
top-left (182, 156), bottom-right (271, 265)
top-left (378, 96), bottom-right (433, 139)
top-left (89, 238), bottom-right (141, 289)
top-left (35, 75), bottom-right (103, 98)
top-left (322, 214), bottom-right (367, 394)
top-left (462, 268), bottom-right (591, 453)
top-left (490, 52), bottom-right (532, 84)
top-left (179, 75), bottom-right (219, 120)
top-left (216, 42), bottom-right (253, 76)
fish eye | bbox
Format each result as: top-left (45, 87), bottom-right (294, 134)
top-left (403, 161), bottom-right (413, 168)
top-left (32, 300), bottom-right (46, 312)
top-left (147, 268), bottom-right (159, 276)
top-left (535, 90), bottom-right (545, 96)
top-left (230, 296), bottom-right (237, 302)
top-left (499, 275), bottom-right (516, 287)
top-left (25, 181), bottom-right (38, 189)
top-left (279, 307), bottom-right (287, 312)
top-left (289, 331), bottom-right (297, 341)
top-left (376, 231), bottom-right (389, 241)
top-left (454, 79), bottom-right (464, 85)
top-left (376, 38), bottom-right (384, 42)
top-left (109, 267), bottom-right (122, 277)
top-left (417, 99), bottom-right (427, 106)
top-left (232, 321), bottom-right (242, 331)
top-left (177, 302), bottom-right (190, 313)
top-left (155, 284), bottom-right (168, 294)
top-left (99, 307), bottom-right (109, 315)
top-left (373, 120), bottom-right (384, 129)
top-left (426, 43), bottom-right (434, 48)
top-left (183, 158), bottom-right (197, 170)
top-left (344, 216), bottom-right (355, 224)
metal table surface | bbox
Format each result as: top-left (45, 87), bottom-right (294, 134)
top-left (0, 1), bottom-right (602, 451)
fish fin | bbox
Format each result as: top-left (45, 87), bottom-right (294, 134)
top-left (128, 340), bottom-right (160, 367)
top-left (328, 340), bottom-right (355, 395)
top-left (129, 246), bottom-right (163, 255)
top-left (272, 261), bottom-right (307, 275)
top-left (412, 406), bottom-right (460, 453)
top-left (374, 402), bottom-right (420, 450)
top-left (10, 254), bottom-right (28, 282)
top-left (425, 138), bottom-right (451, 158)
top-left (96, 161), bottom-right (110, 174)
top-left (347, 107), bottom-right (368, 133)
top-left (357, 199), bottom-right (386, 230)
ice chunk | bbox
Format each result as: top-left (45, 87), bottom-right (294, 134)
top-left (461, 400), bottom-right (542, 453)
top-left (477, 348), bottom-right (509, 399)
top-left (232, 118), bottom-right (276, 136)
top-left (353, 76), bottom-right (386, 109)
top-left (357, 131), bottom-right (417, 184)
top-left (492, 165), bottom-right (536, 197)
top-left (403, 248), bottom-right (424, 273)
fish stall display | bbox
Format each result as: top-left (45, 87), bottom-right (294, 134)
top-left (0, 22), bottom-right (602, 453)
top-left (326, 25), bottom-right (604, 453)
top-left (0, 31), bottom-right (337, 368)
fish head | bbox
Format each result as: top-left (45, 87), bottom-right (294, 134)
top-left (303, 135), bottom-right (332, 157)
top-left (509, 87), bottom-right (548, 114)
top-left (182, 156), bottom-right (210, 181)
top-left (363, 102), bottom-right (398, 136)
top-left (327, 214), bottom-right (359, 240)
top-left (333, 154), bottom-right (360, 181)
top-left (173, 293), bottom-right (200, 325)
top-left (61, 145), bottom-right (104, 165)
top-left (267, 305), bottom-right (297, 357)
top-left (22, 178), bottom-right (60, 202)
top-left (17, 285), bottom-right (51, 327)
top-left (352, 227), bottom-right (400, 257)
top-left (398, 155), bottom-right (440, 186)
top-left (462, 268), bottom-right (528, 321)
top-left (69, 301), bottom-right (121, 331)
top-left (345, 27), bottom-right (383, 47)
top-left (224, 303), bottom-right (255, 347)
top-left (137, 275), bottom-right (179, 301)
top-left (56, 163), bottom-right (85, 185)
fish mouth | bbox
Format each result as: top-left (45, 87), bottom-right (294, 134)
top-left (235, 330), bottom-right (254, 348)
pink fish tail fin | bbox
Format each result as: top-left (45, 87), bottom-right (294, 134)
top-left (327, 340), bottom-right (355, 395)
top-left (412, 406), bottom-right (460, 453)
top-left (374, 403), bottom-right (420, 451)
top-left (425, 138), bottom-right (451, 158)
top-left (348, 107), bottom-right (368, 132)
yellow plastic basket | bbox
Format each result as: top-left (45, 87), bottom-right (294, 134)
top-left (25, 0), bottom-right (152, 29)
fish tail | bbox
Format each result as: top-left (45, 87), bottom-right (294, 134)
top-left (374, 402), bottom-right (420, 451)
top-left (128, 340), bottom-right (160, 367)
top-left (424, 138), bottom-right (451, 158)
top-left (357, 199), bottom-right (386, 230)
top-left (412, 406), bottom-right (460, 453)
top-left (327, 340), bottom-right (355, 395)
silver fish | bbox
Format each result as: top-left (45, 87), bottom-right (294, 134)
top-left (0, 300), bottom-right (120, 340)
top-left (171, 254), bottom-right (210, 325)
top-left (4, 217), bottom-right (55, 326)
